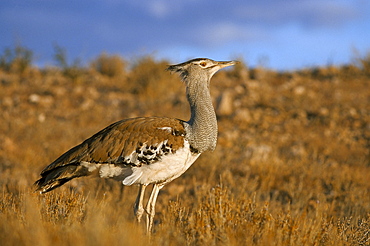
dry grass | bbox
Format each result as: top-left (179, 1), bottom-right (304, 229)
top-left (0, 50), bottom-right (369, 245)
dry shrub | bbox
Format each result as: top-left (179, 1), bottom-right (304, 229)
top-left (90, 53), bottom-right (127, 78)
top-left (127, 57), bottom-right (174, 96)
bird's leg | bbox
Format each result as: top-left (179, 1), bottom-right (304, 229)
top-left (134, 184), bottom-right (147, 223)
top-left (145, 183), bottom-right (164, 233)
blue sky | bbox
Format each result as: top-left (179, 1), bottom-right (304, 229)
top-left (1, 0), bottom-right (369, 70)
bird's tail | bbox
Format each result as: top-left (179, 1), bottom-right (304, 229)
top-left (34, 163), bottom-right (90, 193)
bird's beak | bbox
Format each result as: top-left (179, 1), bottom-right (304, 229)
top-left (217, 60), bottom-right (239, 68)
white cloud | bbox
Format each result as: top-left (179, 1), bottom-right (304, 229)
top-left (195, 22), bottom-right (267, 46)
top-left (148, 1), bottom-right (171, 18)
top-left (124, 0), bottom-right (190, 19)
top-left (234, 0), bottom-right (359, 28)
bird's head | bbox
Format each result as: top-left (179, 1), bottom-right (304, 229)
top-left (167, 58), bottom-right (238, 83)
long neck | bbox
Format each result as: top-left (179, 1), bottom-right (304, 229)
top-left (185, 75), bottom-right (218, 153)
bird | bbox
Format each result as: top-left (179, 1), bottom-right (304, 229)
top-left (34, 58), bottom-right (237, 233)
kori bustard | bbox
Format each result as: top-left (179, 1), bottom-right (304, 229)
top-left (34, 58), bottom-right (237, 232)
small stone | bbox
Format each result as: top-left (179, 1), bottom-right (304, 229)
top-left (294, 86), bottom-right (305, 95)
top-left (235, 109), bottom-right (252, 122)
top-left (217, 90), bottom-right (234, 116)
top-left (29, 94), bottom-right (40, 103)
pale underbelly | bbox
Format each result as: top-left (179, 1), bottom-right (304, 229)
top-left (84, 146), bottom-right (200, 186)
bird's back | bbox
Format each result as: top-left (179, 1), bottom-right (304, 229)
top-left (35, 117), bottom-right (197, 193)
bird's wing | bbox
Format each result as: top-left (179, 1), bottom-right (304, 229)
top-left (40, 117), bottom-right (187, 175)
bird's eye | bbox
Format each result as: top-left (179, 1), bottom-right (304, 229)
top-left (199, 62), bottom-right (207, 67)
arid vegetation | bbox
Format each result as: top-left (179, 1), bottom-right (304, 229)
top-left (0, 45), bottom-right (369, 245)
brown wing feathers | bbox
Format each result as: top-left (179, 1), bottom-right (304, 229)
top-left (35, 117), bottom-right (186, 193)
